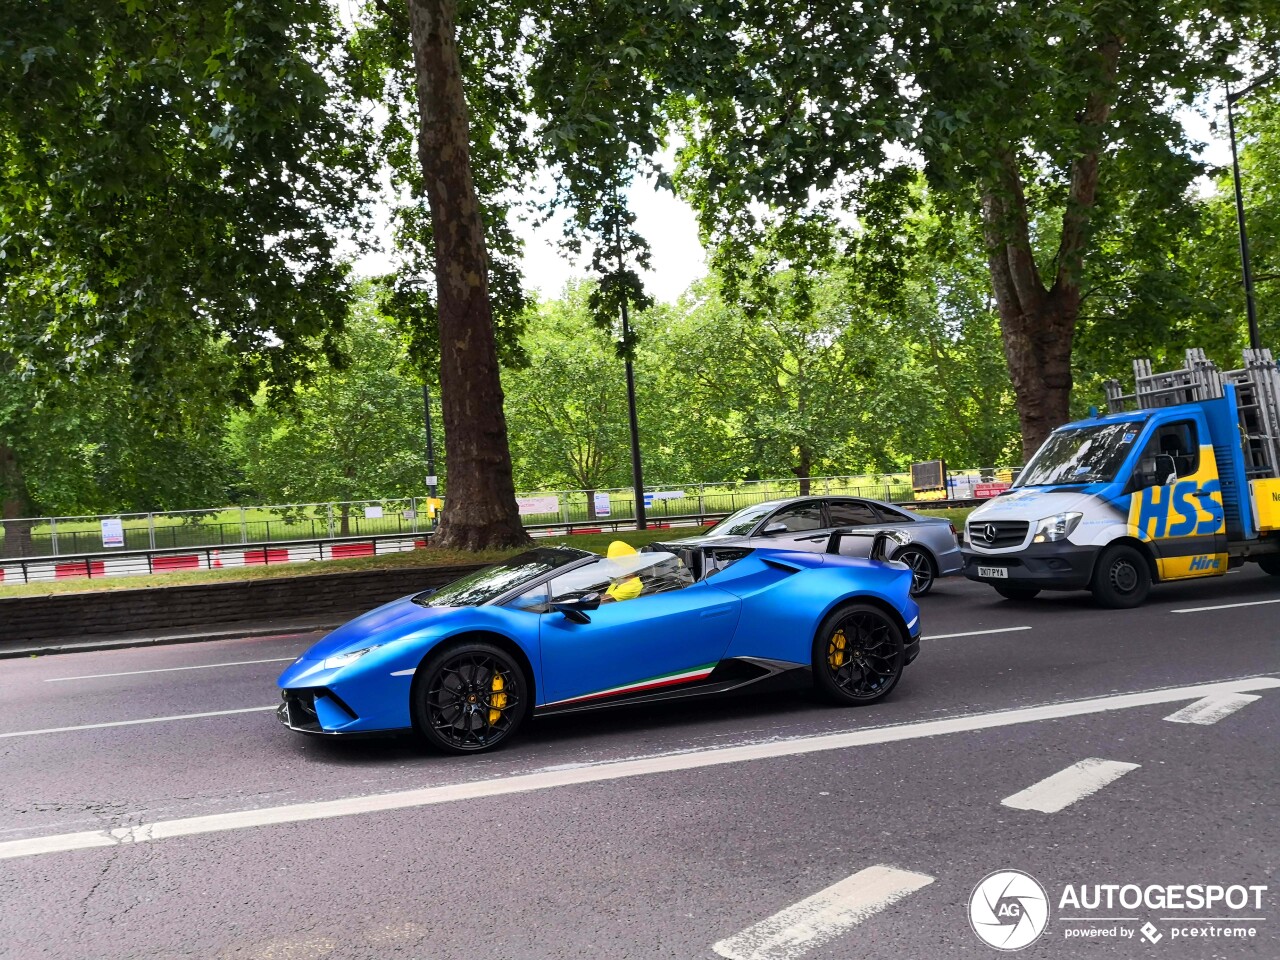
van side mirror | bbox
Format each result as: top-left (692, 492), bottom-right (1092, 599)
top-left (761, 522), bottom-right (788, 536)
top-left (1136, 454), bottom-right (1177, 489)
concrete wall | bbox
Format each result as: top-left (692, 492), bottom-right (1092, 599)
top-left (0, 564), bottom-right (485, 644)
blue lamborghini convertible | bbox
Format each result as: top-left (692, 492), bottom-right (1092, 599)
top-left (277, 530), bottom-right (921, 753)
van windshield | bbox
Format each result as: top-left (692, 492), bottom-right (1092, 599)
top-left (1015, 422), bottom-right (1142, 487)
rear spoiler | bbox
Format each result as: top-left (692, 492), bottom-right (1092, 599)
top-left (826, 527), bottom-right (910, 563)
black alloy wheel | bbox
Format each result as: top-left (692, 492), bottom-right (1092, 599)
top-left (812, 603), bottom-right (905, 705)
top-left (413, 642), bottom-right (527, 754)
top-left (1090, 543), bottom-right (1151, 609)
top-left (894, 547), bottom-right (936, 597)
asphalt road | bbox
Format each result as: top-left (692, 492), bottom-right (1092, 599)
top-left (1, 568), bottom-right (1278, 960)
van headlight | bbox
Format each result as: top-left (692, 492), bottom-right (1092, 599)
top-left (323, 644), bottom-right (383, 670)
top-left (1032, 512), bottom-right (1083, 543)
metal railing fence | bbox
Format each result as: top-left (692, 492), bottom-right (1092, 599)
top-left (0, 470), bottom-right (1005, 561)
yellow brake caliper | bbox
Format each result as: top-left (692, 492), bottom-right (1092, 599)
top-left (828, 629), bottom-right (847, 670)
top-left (489, 672), bottom-right (507, 725)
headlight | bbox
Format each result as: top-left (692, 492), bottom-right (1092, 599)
top-left (1032, 512), bottom-right (1082, 543)
top-left (322, 644), bottom-right (383, 670)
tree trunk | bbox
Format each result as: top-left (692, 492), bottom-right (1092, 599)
top-left (585, 489), bottom-right (597, 521)
top-left (406, 0), bottom-right (530, 551)
top-left (981, 37), bottom-right (1120, 463)
top-left (339, 503), bottom-right (351, 537)
top-left (0, 442), bottom-right (35, 559)
top-left (794, 447), bottom-right (812, 496)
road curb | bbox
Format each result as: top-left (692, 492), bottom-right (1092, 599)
top-left (0, 621), bottom-right (341, 660)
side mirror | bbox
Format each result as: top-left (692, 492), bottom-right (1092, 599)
top-left (761, 522), bottom-right (788, 536)
top-left (1136, 454), bottom-right (1177, 489)
top-left (550, 592), bottom-right (601, 624)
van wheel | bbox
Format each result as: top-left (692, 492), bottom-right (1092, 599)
top-left (1091, 544), bottom-right (1151, 608)
top-left (1259, 556), bottom-right (1280, 576)
top-left (993, 584), bottom-right (1040, 601)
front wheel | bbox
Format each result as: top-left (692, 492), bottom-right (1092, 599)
top-left (412, 641), bottom-right (528, 754)
top-left (894, 547), bottom-right (936, 597)
top-left (813, 604), bottom-right (905, 705)
top-left (1090, 544), bottom-right (1151, 609)
top-left (1258, 556), bottom-right (1280, 576)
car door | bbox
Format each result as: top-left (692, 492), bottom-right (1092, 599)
top-left (746, 499), bottom-right (829, 553)
top-left (822, 498), bottom-right (886, 557)
top-left (537, 559), bottom-right (742, 707)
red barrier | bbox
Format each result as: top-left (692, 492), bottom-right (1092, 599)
top-left (152, 554), bottom-right (201, 572)
top-left (570, 528), bottom-right (603, 535)
top-left (56, 561), bottom-right (106, 579)
top-left (332, 542), bottom-right (376, 559)
top-left (242, 548), bottom-right (291, 566)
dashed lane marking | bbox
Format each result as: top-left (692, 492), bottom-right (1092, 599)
top-left (925, 626), bottom-right (1032, 640)
top-left (1001, 758), bottom-right (1140, 813)
top-left (1171, 598), bottom-right (1280, 613)
top-left (711, 865), bottom-right (935, 960)
top-left (44, 658), bottom-right (296, 682)
top-left (0, 675), bottom-right (1276, 860)
top-left (1163, 692), bottom-right (1260, 725)
top-left (0, 706), bottom-right (276, 739)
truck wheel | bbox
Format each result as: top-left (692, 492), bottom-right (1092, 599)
top-left (1259, 556), bottom-right (1280, 576)
top-left (1091, 544), bottom-right (1151, 608)
top-left (993, 584), bottom-right (1040, 601)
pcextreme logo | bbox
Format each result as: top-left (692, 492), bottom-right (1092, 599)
top-left (968, 870), bottom-right (1050, 951)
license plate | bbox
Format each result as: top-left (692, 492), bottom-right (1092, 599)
top-left (978, 565), bottom-right (1009, 579)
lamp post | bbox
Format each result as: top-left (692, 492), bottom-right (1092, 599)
top-left (619, 290), bottom-right (647, 531)
top-left (1225, 70), bottom-right (1276, 351)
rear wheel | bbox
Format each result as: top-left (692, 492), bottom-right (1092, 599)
top-left (413, 641), bottom-right (528, 754)
top-left (812, 604), bottom-right (905, 705)
top-left (993, 584), bottom-right (1041, 601)
top-left (894, 547), bottom-right (936, 597)
top-left (1090, 544), bottom-right (1151, 609)
top-left (1258, 556), bottom-right (1280, 576)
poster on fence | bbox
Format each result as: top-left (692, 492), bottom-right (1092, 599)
top-left (593, 492), bottom-right (611, 517)
top-left (101, 518), bottom-right (125, 548)
top-left (517, 496), bottom-right (559, 516)
top-left (364, 505), bottom-right (383, 519)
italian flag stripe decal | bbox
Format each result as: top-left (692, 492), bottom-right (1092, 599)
top-left (544, 663), bottom-right (718, 707)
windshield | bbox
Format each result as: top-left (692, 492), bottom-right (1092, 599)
top-left (1015, 422), bottom-right (1142, 487)
top-left (415, 549), bottom-right (586, 607)
top-left (705, 501), bottom-right (783, 537)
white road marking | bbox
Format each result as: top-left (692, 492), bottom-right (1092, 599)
top-left (44, 658), bottom-right (296, 682)
top-left (0, 706), bottom-right (276, 739)
top-left (1001, 758), bottom-right (1140, 813)
top-left (1172, 598), bottom-right (1280, 613)
top-left (926, 626), bottom-right (1031, 640)
top-left (711, 865), bottom-right (935, 960)
top-left (1163, 693), bottom-right (1260, 725)
top-left (1, 675), bottom-right (1276, 861)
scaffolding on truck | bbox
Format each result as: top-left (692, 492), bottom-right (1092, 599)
top-left (1103, 347), bottom-right (1280, 481)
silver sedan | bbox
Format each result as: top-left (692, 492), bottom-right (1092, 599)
top-left (664, 496), bottom-right (963, 596)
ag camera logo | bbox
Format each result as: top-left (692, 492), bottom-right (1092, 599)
top-left (969, 870), bottom-right (1050, 951)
